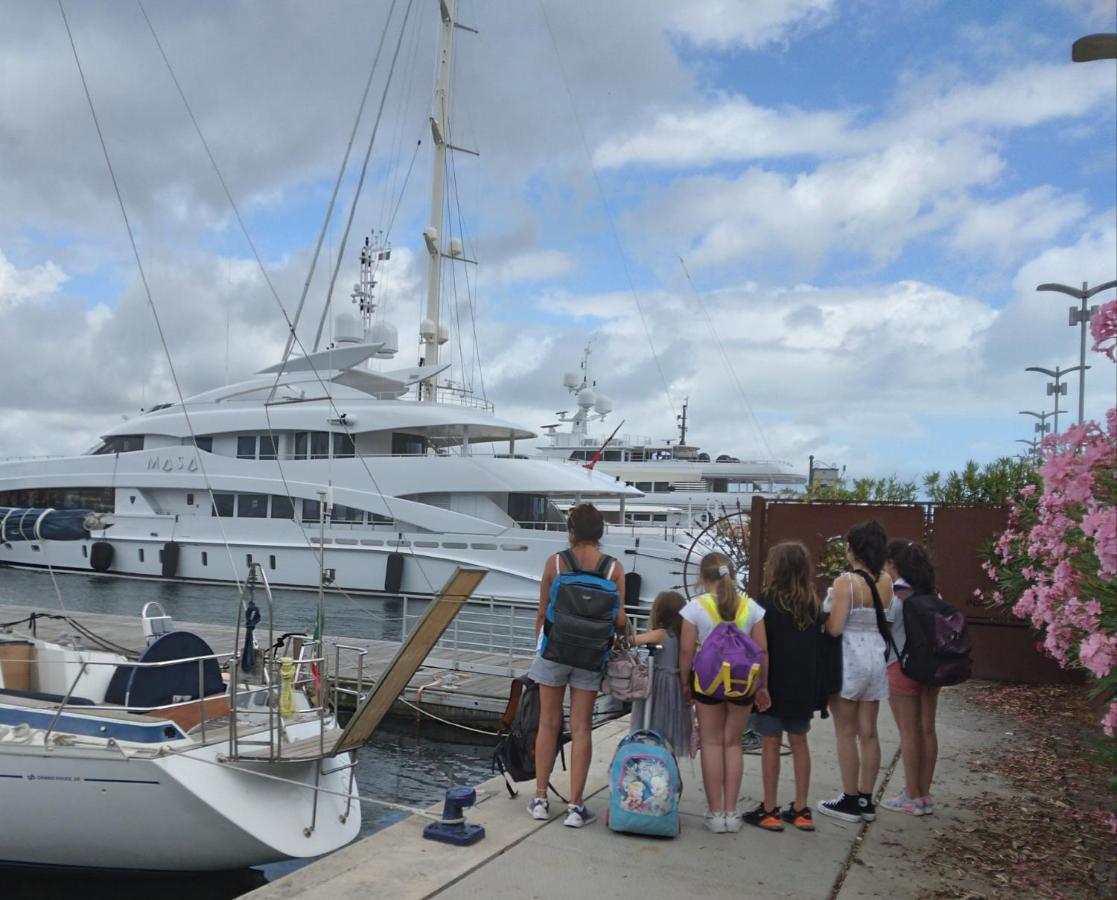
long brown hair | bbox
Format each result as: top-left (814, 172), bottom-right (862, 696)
top-left (763, 540), bottom-right (818, 630)
top-left (699, 552), bottom-right (739, 622)
top-left (650, 590), bottom-right (685, 636)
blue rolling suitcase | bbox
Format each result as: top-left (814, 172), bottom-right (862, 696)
top-left (605, 652), bottom-right (682, 837)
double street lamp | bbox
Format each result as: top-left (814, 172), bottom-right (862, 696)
top-left (1016, 438), bottom-right (1040, 462)
top-left (1024, 365), bottom-right (1088, 435)
top-left (1018, 409), bottom-right (1054, 437)
top-left (1036, 280), bottom-right (1117, 425)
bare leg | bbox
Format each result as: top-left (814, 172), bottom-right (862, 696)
top-left (856, 700), bottom-right (881, 795)
top-left (760, 735), bottom-right (781, 810)
top-left (533, 684), bottom-right (565, 800)
top-left (888, 694), bottom-right (922, 797)
top-left (918, 690), bottom-right (940, 798)
top-left (567, 687), bottom-right (596, 806)
top-left (721, 703), bottom-right (751, 813)
top-left (696, 702), bottom-right (728, 811)
top-left (787, 732), bottom-right (811, 810)
top-left (829, 696), bottom-right (860, 796)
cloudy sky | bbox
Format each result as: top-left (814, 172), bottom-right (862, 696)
top-left (2, 0), bottom-right (1115, 484)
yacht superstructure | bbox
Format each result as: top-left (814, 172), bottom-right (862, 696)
top-left (538, 344), bottom-right (807, 526)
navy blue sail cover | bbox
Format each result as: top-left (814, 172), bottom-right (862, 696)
top-left (0, 507), bottom-right (97, 543)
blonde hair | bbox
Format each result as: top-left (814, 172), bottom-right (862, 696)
top-left (699, 552), bottom-right (739, 622)
top-left (763, 540), bottom-right (818, 630)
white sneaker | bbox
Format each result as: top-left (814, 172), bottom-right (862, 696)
top-left (528, 797), bottom-right (549, 820)
top-left (563, 804), bottom-right (596, 828)
top-left (724, 811), bottom-right (742, 833)
top-left (704, 811), bottom-right (727, 833)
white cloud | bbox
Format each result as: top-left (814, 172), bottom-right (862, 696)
top-left (483, 250), bottom-right (577, 286)
top-left (950, 186), bottom-right (1088, 263)
top-left (665, 0), bottom-right (836, 50)
top-left (0, 251), bottom-right (68, 307)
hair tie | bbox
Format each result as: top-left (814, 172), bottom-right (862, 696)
top-left (718, 564), bottom-right (730, 578)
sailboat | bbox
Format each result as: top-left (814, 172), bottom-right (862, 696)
top-left (0, 1), bottom-right (683, 606)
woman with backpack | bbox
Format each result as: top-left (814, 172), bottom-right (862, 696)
top-left (527, 503), bottom-right (626, 828)
top-left (816, 521), bottom-right (898, 824)
top-left (881, 539), bottom-right (941, 817)
top-left (678, 552), bottom-right (770, 834)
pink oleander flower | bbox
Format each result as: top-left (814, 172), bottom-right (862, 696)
top-left (1091, 298), bottom-right (1117, 361)
top-left (1103, 700), bottom-right (1117, 738)
top-left (1079, 634), bottom-right (1117, 679)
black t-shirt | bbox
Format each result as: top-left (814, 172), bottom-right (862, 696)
top-left (756, 590), bottom-right (822, 721)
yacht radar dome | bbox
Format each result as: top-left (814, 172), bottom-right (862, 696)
top-left (593, 395), bottom-right (613, 416)
top-left (370, 320), bottom-right (399, 359)
top-left (562, 372), bottom-right (580, 390)
top-left (333, 313), bottom-right (362, 345)
top-left (576, 388), bottom-right (596, 409)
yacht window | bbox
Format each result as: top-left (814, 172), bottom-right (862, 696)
top-left (193, 436), bottom-right (213, 453)
top-left (259, 435), bottom-right (279, 460)
top-left (653, 514), bottom-right (667, 522)
top-left (237, 494), bottom-right (268, 518)
top-left (271, 495), bottom-right (295, 519)
top-left (0, 487), bottom-right (113, 513)
top-left (139, 549), bottom-right (145, 562)
top-left (333, 433), bottom-right (355, 458)
top-left (237, 436), bottom-right (257, 459)
top-left (333, 504), bottom-right (363, 524)
top-left (294, 432), bottom-right (308, 460)
top-left (186, 493), bottom-right (195, 506)
top-left (311, 432), bottom-right (330, 460)
top-left (635, 482), bottom-right (652, 492)
top-left (246, 554), bottom-right (253, 567)
top-left (212, 493), bottom-right (235, 517)
top-left (302, 499), bottom-right (323, 522)
top-left (370, 512), bottom-right (392, 525)
top-left (391, 432), bottom-right (428, 456)
top-left (269, 555), bottom-right (276, 570)
top-left (655, 482), bottom-right (671, 492)
top-left (508, 494), bottom-right (563, 528)
top-left (603, 450), bottom-right (622, 462)
top-left (93, 435), bottom-right (144, 455)
top-left (82, 545), bottom-right (88, 558)
top-left (201, 551), bottom-right (208, 566)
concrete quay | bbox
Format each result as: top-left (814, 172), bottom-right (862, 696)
top-left (248, 688), bottom-right (1010, 900)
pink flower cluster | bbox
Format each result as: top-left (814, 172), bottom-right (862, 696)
top-left (1091, 298), bottom-right (1117, 362)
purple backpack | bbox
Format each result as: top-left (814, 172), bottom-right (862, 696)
top-left (691, 594), bottom-right (763, 701)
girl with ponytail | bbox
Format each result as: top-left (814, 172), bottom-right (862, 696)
top-left (678, 552), bottom-right (770, 834)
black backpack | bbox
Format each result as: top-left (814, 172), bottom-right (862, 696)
top-left (492, 676), bottom-right (568, 799)
top-left (541, 550), bottom-right (620, 672)
top-left (895, 592), bottom-right (973, 687)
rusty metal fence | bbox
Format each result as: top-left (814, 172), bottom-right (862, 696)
top-left (744, 496), bottom-right (1077, 684)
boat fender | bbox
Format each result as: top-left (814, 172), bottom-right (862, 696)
top-left (161, 541), bottom-right (180, 578)
top-left (89, 541), bottom-right (114, 572)
top-left (624, 571), bottom-right (642, 605)
top-left (385, 551), bottom-right (405, 594)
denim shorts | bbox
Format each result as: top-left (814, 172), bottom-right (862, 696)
top-left (752, 712), bottom-right (811, 737)
top-left (527, 653), bottom-right (603, 693)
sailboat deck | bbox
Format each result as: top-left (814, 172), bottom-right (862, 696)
top-left (0, 603), bottom-right (535, 727)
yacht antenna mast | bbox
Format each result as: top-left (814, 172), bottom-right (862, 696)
top-left (419, 0), bottom-right (477, 401)
top-left (677, 397), bottom-right (688, 446)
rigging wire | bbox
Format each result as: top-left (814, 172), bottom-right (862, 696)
top-left (679, 256), bottom-right (776, 460)
top-left (137, 0), bottom-right (439, 596)
top-left (311, 0), bottom-right (418, 353)
top-left (535, 0), bottom-right (677, 421)
top-left (60, 0), bottom-right (243, 588)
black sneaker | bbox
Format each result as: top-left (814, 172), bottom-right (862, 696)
top-left (816, 793), bottom-right (862, 823)
top-left (858, 793), bottom-right (876, 822)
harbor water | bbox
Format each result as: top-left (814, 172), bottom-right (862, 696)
top-left (0, 566), bottom-right (498, 898)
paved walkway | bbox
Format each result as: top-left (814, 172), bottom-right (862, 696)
top-left (251, 688), bottom-right (998, 900)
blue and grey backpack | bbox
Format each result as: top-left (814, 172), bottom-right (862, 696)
top-left (606, 729), bottom-right (682, 837)
top-left (541, 549), bottom-right (620, 672)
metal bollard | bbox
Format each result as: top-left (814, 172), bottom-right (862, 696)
top-left (422, 785), bottom-right (485, 846)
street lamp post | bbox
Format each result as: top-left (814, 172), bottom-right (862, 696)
top-left (1036, 281), bottom-right (1117, 425)
top-left (1015, 438), bottom-right (1040, 462)
top-left (1018, 409), bottom-right (1054, 438)
top-left (1025, 365), bottom-right (1089, 435)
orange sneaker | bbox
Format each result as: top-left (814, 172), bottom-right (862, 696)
top-left (743, 802), bottom-right (785, 832)
top-left (781, 804), bottom-right (815, 831)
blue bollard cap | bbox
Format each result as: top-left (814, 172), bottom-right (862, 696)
top-left (445, 785), bottom-right (476, 806)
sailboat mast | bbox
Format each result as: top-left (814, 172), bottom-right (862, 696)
top-left (419, 0), bottom-right (457, 401)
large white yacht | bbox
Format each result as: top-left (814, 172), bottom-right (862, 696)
top-left (0, 3), bottom-right (682, 605)
top-left (537, 345), bottom-right (807, 526)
